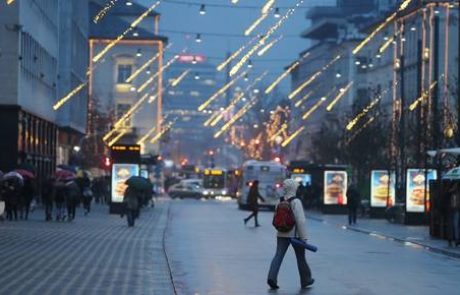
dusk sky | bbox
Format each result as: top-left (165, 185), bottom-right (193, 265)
top-left (137, 0), bottom-right (336, 93)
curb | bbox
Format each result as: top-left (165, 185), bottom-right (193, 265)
top-left (307, 214), bottom-right (460, 260)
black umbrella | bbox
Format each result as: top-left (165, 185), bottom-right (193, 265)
top-left (125, 176), bottom-right (152, 191)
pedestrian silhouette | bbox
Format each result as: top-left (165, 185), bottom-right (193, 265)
top-left (244, 180), bottom-right (265, 227)
top-left (267, 179), bottom-right (314, 290)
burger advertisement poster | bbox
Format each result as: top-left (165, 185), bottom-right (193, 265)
top-left (324, 171), bottom-right (348, 205)
top-left (111, 164), bottom-right (140, 203)
top-left (370, 170), bottom-right (395, 208)
top-left (406, 169), bottom-right (437, 213)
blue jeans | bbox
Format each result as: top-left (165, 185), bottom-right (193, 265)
top-left (268, 237), bottom-right (312, 286)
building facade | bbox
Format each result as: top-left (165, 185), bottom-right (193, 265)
top-left (88, 1), bottom-right (167, 157)
top-left (0, 0), bottom-right (89, 181)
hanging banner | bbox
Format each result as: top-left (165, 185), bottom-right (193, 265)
top-left (370, 170), bottom-right (396, 208)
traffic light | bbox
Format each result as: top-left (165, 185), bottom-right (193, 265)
top-left (104, 156), bottom-right (111, 168)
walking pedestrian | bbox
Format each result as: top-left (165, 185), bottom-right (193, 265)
top-left (244, 180), bottom-right (265, 227)
top-left (65, 180), bottom-right (80, 221)
top-left (42, 177), bottom-right (55, 221)
top-left (448, 182), bottom-right (460, 247)
top-left (54, 180), bottom-right (67, 221)
top-left (346, 184), bottom-right (360, 225)
top-left (2, 179), bottom-right (20, 221)
top-left (123, 186), bottom-right (140, 227)
top-left (20, 178), bottom-right (35, 220)
top-left (77, 173), bottom-right (92, 215)
top-left (267, 179), bottom-right (314, 290)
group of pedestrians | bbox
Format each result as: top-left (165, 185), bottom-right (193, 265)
top-left (42, 172), bottom-right (97, 222)
top-left (0, 174), bottom-right (35, 221)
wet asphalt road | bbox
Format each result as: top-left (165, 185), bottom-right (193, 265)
top-left (166, 199), bottom-right (460, 295)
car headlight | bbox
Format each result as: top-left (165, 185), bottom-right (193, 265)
top-left (203, 191), bottom-right (209, 195)
top-left (221, 190), bottom-right (227, 195)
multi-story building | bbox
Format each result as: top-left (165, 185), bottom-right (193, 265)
top-left (88, 0), bottom-right (167, 156)
top-left (0, 0), bottom-right (89, 181)
top-left (287, 2), bottom-right (379, 161)
top-left (162, 55), bottom-right (219, 165)
top-left (57, 0), bottom-right (90, 166)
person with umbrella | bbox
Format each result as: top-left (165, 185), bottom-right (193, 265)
top-left (15, 169), bottom-right (36, 220)
top-left (2, 172), bottom-right (23, 221)
top-left (76, 170), bottom-right (93, 216)
top-left (65, 179), bottom-right (80, 221)
top-left (54, 169), bottom-right (75, 221)
top-left (123, 176), bottom-right (151, 226)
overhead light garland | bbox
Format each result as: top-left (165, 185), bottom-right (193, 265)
top-left (53, 82), bottom-right (87, 110)
top-left (244, 0), bottom-right (275, 36)
top-left (108, 129), bottom-right (128, 147)
top-left (409, 81), bottom-right (437, 111)
top-left (257, 35), bottom-right (283, 56)
top-left (281, 126), bottom-right (305, 147)
top-left (198, 71), bottom-right (247, 111)
top-left (93, 0), bottom-right (162, 63)
top-left (6, 0), bottom-right (16, 4)
top-left (171, 69), bottom-right (191, 87)
top-left (230, 0), bottom-right (304, 77)
top-left (294, 90), bottom-right (314, 107)
top-left (138, 54), bottom-right (179, 93)
top-left (326, 82), bottom-right (353, 112)
top-left (302, 96), bottom-right (327, 120)
top-left (126, 43), bottom-right (172, 83)
top-left (214, 98), bottom-right (258, 138)
top-left (93, 0), bottom-right (119, 23)
top-left (288, 54), bottom-right (341, 100)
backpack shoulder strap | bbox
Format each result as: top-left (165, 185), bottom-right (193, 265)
top-left (287, 196), bottom-right (299, 203)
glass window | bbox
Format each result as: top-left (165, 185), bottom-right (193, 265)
top-left (117, 65), bottom-right (132, 84)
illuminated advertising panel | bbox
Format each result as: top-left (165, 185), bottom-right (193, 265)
top-left (370, 170), bottom-right (396, 208)
top-left (406, 169), bottom-right (437, 213)
top-left (111, 164), bottom-right (140, 203)
top-left (292, 174), bottom-right (312, 186)
top-left (324, 171), bottom-right (347, 205)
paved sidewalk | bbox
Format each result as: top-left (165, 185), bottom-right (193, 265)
top-left (0, 199), bottom-right (175, 295)
top-left (306, 210), bottom-right (460, 259)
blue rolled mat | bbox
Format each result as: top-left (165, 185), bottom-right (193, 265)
top-left (290, 238), bottom-right (318, 252)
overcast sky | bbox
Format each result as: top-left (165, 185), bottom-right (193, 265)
top-left (137, 0), bottom-right (336, 93)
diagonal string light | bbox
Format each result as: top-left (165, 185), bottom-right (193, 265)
top-left (353, 0), bottom-right (420, 55)
top-left (137, 125), bottom-right (157, 145)
top-left (257, 35), bottom-right (283, 56)
top-left (108, 129), bottom-right (128, 147)
top-left (294, 91), bottom-right (314, 107)
top-left (409, 81), bottom-right (437, 111)
top-left (198, 71), bottom-right (247, 111)
top-left (281, 126), bottom-right (305, 147)
top-left (244, 0), bottom-right (275, 36)
top-left (326, 82), bottom-right (353, 111)
top-left (302, 96), bottom-right (327, 120)
top-left (208, 71), bottom-right (268, 127)
top-left (217, 36), bottom-right (258, 72)
top-left (231, 0), bottom-right (304, 77)
top-left (171, 69), bottom-right (191, 87)
top-left (6, 0), bottom-right (16, 4)
top-left (289, 54), bottom-right (341, 100)
top-left (93, 0), bottom-right (119, 23)
top-left (53, 82), bottom-right (87, 110)
top-left (93, 1), bottom-right (162, 63)
top-left (138, 54), bottom-right (179, 93)
top-left (126, 43), bottom-right (172, 83)
top-left (214, 98), bottom-right (258, 138)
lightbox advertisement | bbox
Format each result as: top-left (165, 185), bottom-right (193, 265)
top-left (324, 171), bottom-right (347, 205)
top-left (406, 169), bottom-right (437, 213)
top-left (370, 170), bottom-right (396, 208)
top-left (111, 164), bottom-right (140, 203)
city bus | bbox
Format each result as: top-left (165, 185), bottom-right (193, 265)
top-left (238, 160), bottom-right (287, 210)
top-left (202, 168), bottom-right (230, 198)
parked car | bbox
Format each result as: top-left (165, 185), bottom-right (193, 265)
top-left (168, 183), bottom-right (204, 199)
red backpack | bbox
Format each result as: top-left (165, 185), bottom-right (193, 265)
top-left (272, 197), bottom-right (297, 232)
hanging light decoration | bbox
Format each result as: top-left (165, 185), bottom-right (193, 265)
top-left (274, 7), bottom-right (281, 18)
top-left (195, 33), bottom-right (202, 43)
top-left (199, 4), bottom-right (206, 15)
top-left (126, 0), bottom-right (133, 6)
top-left (136, 49), bottom-right (142, 57)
